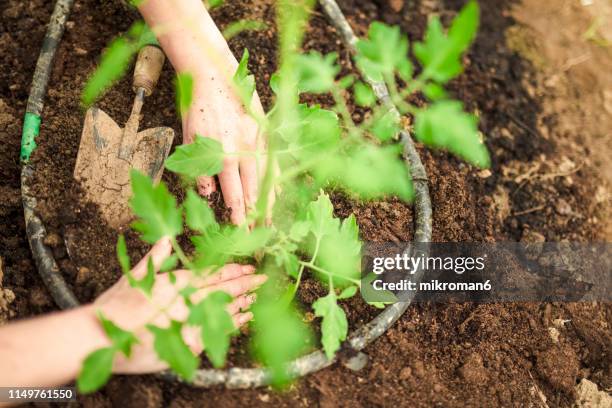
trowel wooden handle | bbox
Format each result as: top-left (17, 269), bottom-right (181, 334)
top-left (133, 45), bottom-right (165, 96)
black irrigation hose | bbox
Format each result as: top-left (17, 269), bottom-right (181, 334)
top-left (21, 0), bottom-right (79, 309)
top-left (21, 0), bottom-right (432, 389)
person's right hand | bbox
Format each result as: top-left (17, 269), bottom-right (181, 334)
top-left (89, 238), bottom-right (267, 374)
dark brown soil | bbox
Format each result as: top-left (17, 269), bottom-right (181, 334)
top-left (0, 0), bottom-right (610, 407)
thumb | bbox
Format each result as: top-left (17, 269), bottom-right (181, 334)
top-left (131, 237), bottom-right (173, 279)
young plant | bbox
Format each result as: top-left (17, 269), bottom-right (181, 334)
top-left (77, 0), bottom-right (487, 391)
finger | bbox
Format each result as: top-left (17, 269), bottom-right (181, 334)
top-left (218, 158), bottom-right (246, 225)
top-left (227, 294), bottom-right (257, 315)
top-left (232, 311), bottom-right (254, 328)
top-left (195, 274), bottom-right (267, 300)
top-left (197, 175), bottom-right (217, 196)
top-left (202, 264), bottom-right (256, 286)
top-left (131, 237), bottom-right (172, 279)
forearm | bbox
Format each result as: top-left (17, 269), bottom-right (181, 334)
top-left (0, 305), bottom-right (108, 388)
top-left (137, 0), bottom-right (238, 80)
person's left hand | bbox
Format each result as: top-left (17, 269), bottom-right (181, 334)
top-left (90, 238), bottom-right (267, 374)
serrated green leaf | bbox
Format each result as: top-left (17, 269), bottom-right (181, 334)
top-left (414, 100), bottom-right (489, 167)
top-left (338, 285), bottom-right (358, 299)
top-left (423, 82), bottom-right (448, 100)
top-left (251, 276), bottom-right (312, 386)
top-left (192, 226), bottom-right (272, 269)
top-left (275, 250), bottom-right (300, 279)
top-left (289, 220), bottom-right (310, 242)
top-left (338, 74), bottom-right (355, 89)
top-left (184, 190), bottom-right (219, 233)
top-left (314, 144), bottom-right (413, 201)
top-left (233, 49), bottom-right (255, 107)
top-left (188, 291), bottom-right (234, 368)
top-left (207, 0), bottom-right (223, 8)
top-left (289, 104), bottom-right (341, 155)
top-left (116, 235), bottom-right (130, 274)
top-left (82, 22), bottom-right (144, 106)
top-left (413, 0), bottom-right (479, 83)
top-left (147, 321), bottom-right (199, 381)
top-left (302, 193), bottom-right (362, 288)
top-left (165, 135), bottom-right (225, 178)
top-left (370, 108), bottom-right (400, 141)
top-left (355, 22), bottom-right (412, 82)
top-left (77, 347), bottom-right (115, 393)
top-left (296, 51), bottom-right (341, 93)
top-left (305, 191), bottom-right (338, 239)
top-left (354, 81), bottom-right (376, 107)
top-left (175, 72), bottom-right (193, 118)
top-left (223, 19), bottom-right (267, 40)
top-left (160, 254), bottom-right (179, 273)
top-left (129, 170), bottom-right (182, 243)
top-left (98, 312), bottom-right (139, 357)
top-left (269, 72), bottom-right (281, 94)
top-left (313, 292), bottom-right (348, 359)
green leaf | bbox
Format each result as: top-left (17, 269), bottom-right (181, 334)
top-left (355, 22), bottom-right (412, 82)
top-left (82, 22), bottom-right (144, 106)
top-left (423, 83), bottom-right (448, 100)
top-left (305, 191), bottom-right (338, 239)
top-left (207, 0), bottom-right (224, 8)
top-left (413, 0), bottom-right (479, 83)
top-left (369, 108), bottom-right (400, 141)
top-left (313, 292), bottom-right (348, 359)
top-left (275, 250), bottom-right (300, 279)
top-left (269, 72), bottom-right (281, 94)
top-left (289, 220), bottom-right (310, 242)
top-left (165, 135), bottom-right (225, 178)
top-left (137, 24), bottom-right (159, 48)
top-left (184, 190), bottom-right (219, 233)
top-left (188, 291), bottom-right (235, 368)
top-left (160, 254), bottom-right (179, 273)
top-left (98, 312), bottom-right (139, 357)
top-left (77, 347), bottom-right (115, 393)
top-left (147, 321), bottom-right (199, 381)
top-left (175, 72), bottom-right (194, 118)
top-left (251, 282), bottom-right (312, 386)
top-left (233, 49), bottom-right (255, 107)
top-left (338, 74), bottom-right (355, 89)
top-left (192, 226), bottom-right (272, 269)
top-left (223, 20), bottom-right (267, 40)
top-left (302, 193), bottom-right (362, 288)
top-left (130, 170), bottom-right (183, 243)
top-left (314, 144), bottom-right (413, 201)
top-left (338, 286), bottom-right (358, 299)
top-left (414, 100), bottom-right (490, 167)
top-left (289, 104), bottom-right (341, 155)
top-left (295, 52), bottom-right (341, 94)
top-left (354, 81), bottom-right (376, 107)
top-left (116, 235), bottom-right (130, 274)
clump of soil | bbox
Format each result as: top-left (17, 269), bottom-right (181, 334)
top-left (0, 0), bottom-right (610, 407)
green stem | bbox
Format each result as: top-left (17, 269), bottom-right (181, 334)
top-left (299, 261), bottom-right (361, 285)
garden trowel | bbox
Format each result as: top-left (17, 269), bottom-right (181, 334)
top-left (73, 45), bottom-right (174, 229)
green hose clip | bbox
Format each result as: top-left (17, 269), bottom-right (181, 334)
top-left (21, 112), bottom-right (41, 163)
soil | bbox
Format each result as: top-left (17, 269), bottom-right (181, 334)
top-left (0, 0), bottom-right (610, 407)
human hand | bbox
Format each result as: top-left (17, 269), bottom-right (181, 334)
top-left (90, 238), bottom-right (267, 374)
top-left (183, 71), bottom-right (267, 225)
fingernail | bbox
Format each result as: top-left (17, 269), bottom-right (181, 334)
top-left (247, 293), bottom-right (257, 304)
top-left (239, 312), bottom-right (254, 325)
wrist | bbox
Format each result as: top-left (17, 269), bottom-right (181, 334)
top-left (77, 304), bottom-right (113, 350)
